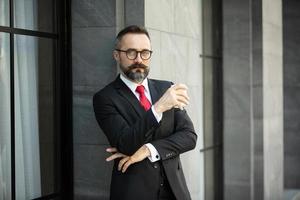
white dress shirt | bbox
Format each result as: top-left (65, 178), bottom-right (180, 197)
top-left (120, 74), bottom-right (161, 162)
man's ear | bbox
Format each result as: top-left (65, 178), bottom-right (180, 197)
top-left (113, 50), bottom-right (119, 62)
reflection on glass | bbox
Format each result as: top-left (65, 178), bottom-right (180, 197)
top-left (0, 0), bottom-right (9, 26)
top-left (14, 35), bottom-right (57, 199)
top-left (14, 0), bottom-right (54, 32)
top-left (204, 149), bottom-right (215, 200)
top-left (0, 33), bottom-right (11, 200)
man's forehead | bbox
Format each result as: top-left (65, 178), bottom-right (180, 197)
top-left (119, 33), bottom-right (151, 48)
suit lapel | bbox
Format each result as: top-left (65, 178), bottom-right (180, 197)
top-left (113, 75), bottom-right (162, 117)
top-left (113, 76), bottom-right (145, 117)
top-left (148, 79), bottom-right (161, 104)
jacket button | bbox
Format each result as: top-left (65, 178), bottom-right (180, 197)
top-left (154, 164), bottom-right (158, 169)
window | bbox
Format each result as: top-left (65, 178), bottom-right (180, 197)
top-left (0, 0), bottom-right (71, 199)
top-left (202, 0), bottom-right (223, 199)
top-left (0, 31), bottom-right (11, 200)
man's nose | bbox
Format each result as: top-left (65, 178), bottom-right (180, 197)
top-left (134, 52), bottom-right (143, 63)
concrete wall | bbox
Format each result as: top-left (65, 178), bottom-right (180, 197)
top-left (223, 1), bottom-right (263, 198)
top-left (283, 0), bottom-right (300, 189)
top-left (144, 1), bottom-right (204, 199)
top-left (262, 0), bottom-right (283, 199)
top-left (72, 0), bottom-right (117, 199)
top-left (223, 0), bottom-right (300, 199)
top-left (223, 0), bottom-right (284, 199)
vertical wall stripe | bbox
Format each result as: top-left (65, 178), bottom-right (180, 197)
top-left (262, 0), bottom-right (283, 199)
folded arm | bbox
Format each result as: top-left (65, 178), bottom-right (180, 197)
top-left (98, 83), bottom-right (197, 172)
top-left (93, 93), bottom-right (159, 155)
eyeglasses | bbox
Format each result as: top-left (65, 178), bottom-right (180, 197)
top-left (115, 49), bottom-right (153, 60)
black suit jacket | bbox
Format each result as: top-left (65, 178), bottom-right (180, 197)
top-left (93, 75), bottom-right (197, 200)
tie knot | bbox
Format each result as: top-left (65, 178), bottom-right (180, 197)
top-left (135, 85), bottom-right (145, 95)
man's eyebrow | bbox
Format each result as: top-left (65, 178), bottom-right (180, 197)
top-left (124, 48), bottom-right (151, 51)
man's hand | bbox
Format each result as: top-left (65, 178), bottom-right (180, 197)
top-left (106, 147), bottom-right (128, 161)
top-left (118, 145), bottom-right (150, 173)
top-left (105, 145), bottom-right (151, 173)
top-left (153, 83), bottom-right (189, 114)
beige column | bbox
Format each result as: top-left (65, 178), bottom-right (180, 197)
top-left (263, 0), bottom-right (283, 199)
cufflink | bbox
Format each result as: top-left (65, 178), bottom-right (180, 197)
top-left (156, 155), bottom-right (159, 159)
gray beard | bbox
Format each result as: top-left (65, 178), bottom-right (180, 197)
top-left (120, 64), bottom-right (150, 83)
top-left (125, 70), bottom-right (148, 83)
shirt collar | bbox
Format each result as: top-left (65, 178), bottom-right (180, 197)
top-left (120, 74), bottom-right (149, 93)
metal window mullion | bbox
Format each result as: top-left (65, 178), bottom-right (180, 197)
top-left (10, 32), bottom-right (15, 200)
top-left (0, 26), bottom-right (58, 39)
top-left (9, 0), bottom-right (16, 199)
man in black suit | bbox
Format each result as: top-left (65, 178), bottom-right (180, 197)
top-left (93, 25), bottom-right (197, 200)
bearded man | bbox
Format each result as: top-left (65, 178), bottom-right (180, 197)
top-left (93, 25), bottom-right (197, 200)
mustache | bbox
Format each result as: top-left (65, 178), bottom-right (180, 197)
top-left (127, 63), bottom-right (148, 70)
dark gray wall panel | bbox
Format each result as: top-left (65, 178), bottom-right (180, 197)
top-left (223, 0), bottom-right (264, 199)
top-left (74, 144), bottom-right (112, 200)
top-left (72, 0), bottom-right (116, 28)
top-left (283, 0), bottom-right (300, 188)
top-left (73, 89), bottom-right (109, 145)
top-left (72, 27), bottom-right (117, 88)
top-left (125, 0), bottom-right (145, 26)
top-left (72, 1), bottom-right (118, 198)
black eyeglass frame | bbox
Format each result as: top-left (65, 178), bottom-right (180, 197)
top-left (115, 49), bottom-right (153, 60)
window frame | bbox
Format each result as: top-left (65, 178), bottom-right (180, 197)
top-left (0, 0), bottom-right (73, 199)
top-left (201, 0), bottom-right (223, 199)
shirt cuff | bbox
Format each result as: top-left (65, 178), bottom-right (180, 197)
top-left (151, 106), bottom-right (163, 122)
top-left (145, 143), bottom-right (160, 162)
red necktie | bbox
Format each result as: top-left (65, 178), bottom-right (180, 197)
top-left (136, 85), bottom-right (151, 111)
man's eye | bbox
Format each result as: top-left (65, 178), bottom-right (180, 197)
top-left (127, 50), bottom-right (136, 55)
top-left (142, 51), bottom-right (150, 55)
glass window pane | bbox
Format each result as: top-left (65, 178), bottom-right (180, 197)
top-left (204, 146), bottom-right (223, 200)
top-left (203, 58), bottom-right (214, 148)
top-left (14, 35), bottom-right (58, 199)
top-left (204, 149), bottom-right (215, 200)
top-left (0, 0), bottom-right (9, 26)
top-left (0, 33), bottom-right (11, 200)
top-left (14, 0), bottom-right (55, 33)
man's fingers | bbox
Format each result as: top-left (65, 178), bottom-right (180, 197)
top-left (172, 84), bottom-right (190, 103)
top-left (106, 147), bottom-right (118, 153)
top-left (118, 157), bottom-right (130, 171)
top-left (176, 92), bottom-right (189, 101)
top-left (172, 83), bottom-right (188, 90)
top-left (106, 152), bottom-right (126, 162)
top-left (176, 95), bottom-right (189, 106)
top-left (118, 157), bottom-right (136, 173)
top-left (122, 160), bottom-right (133, 173)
